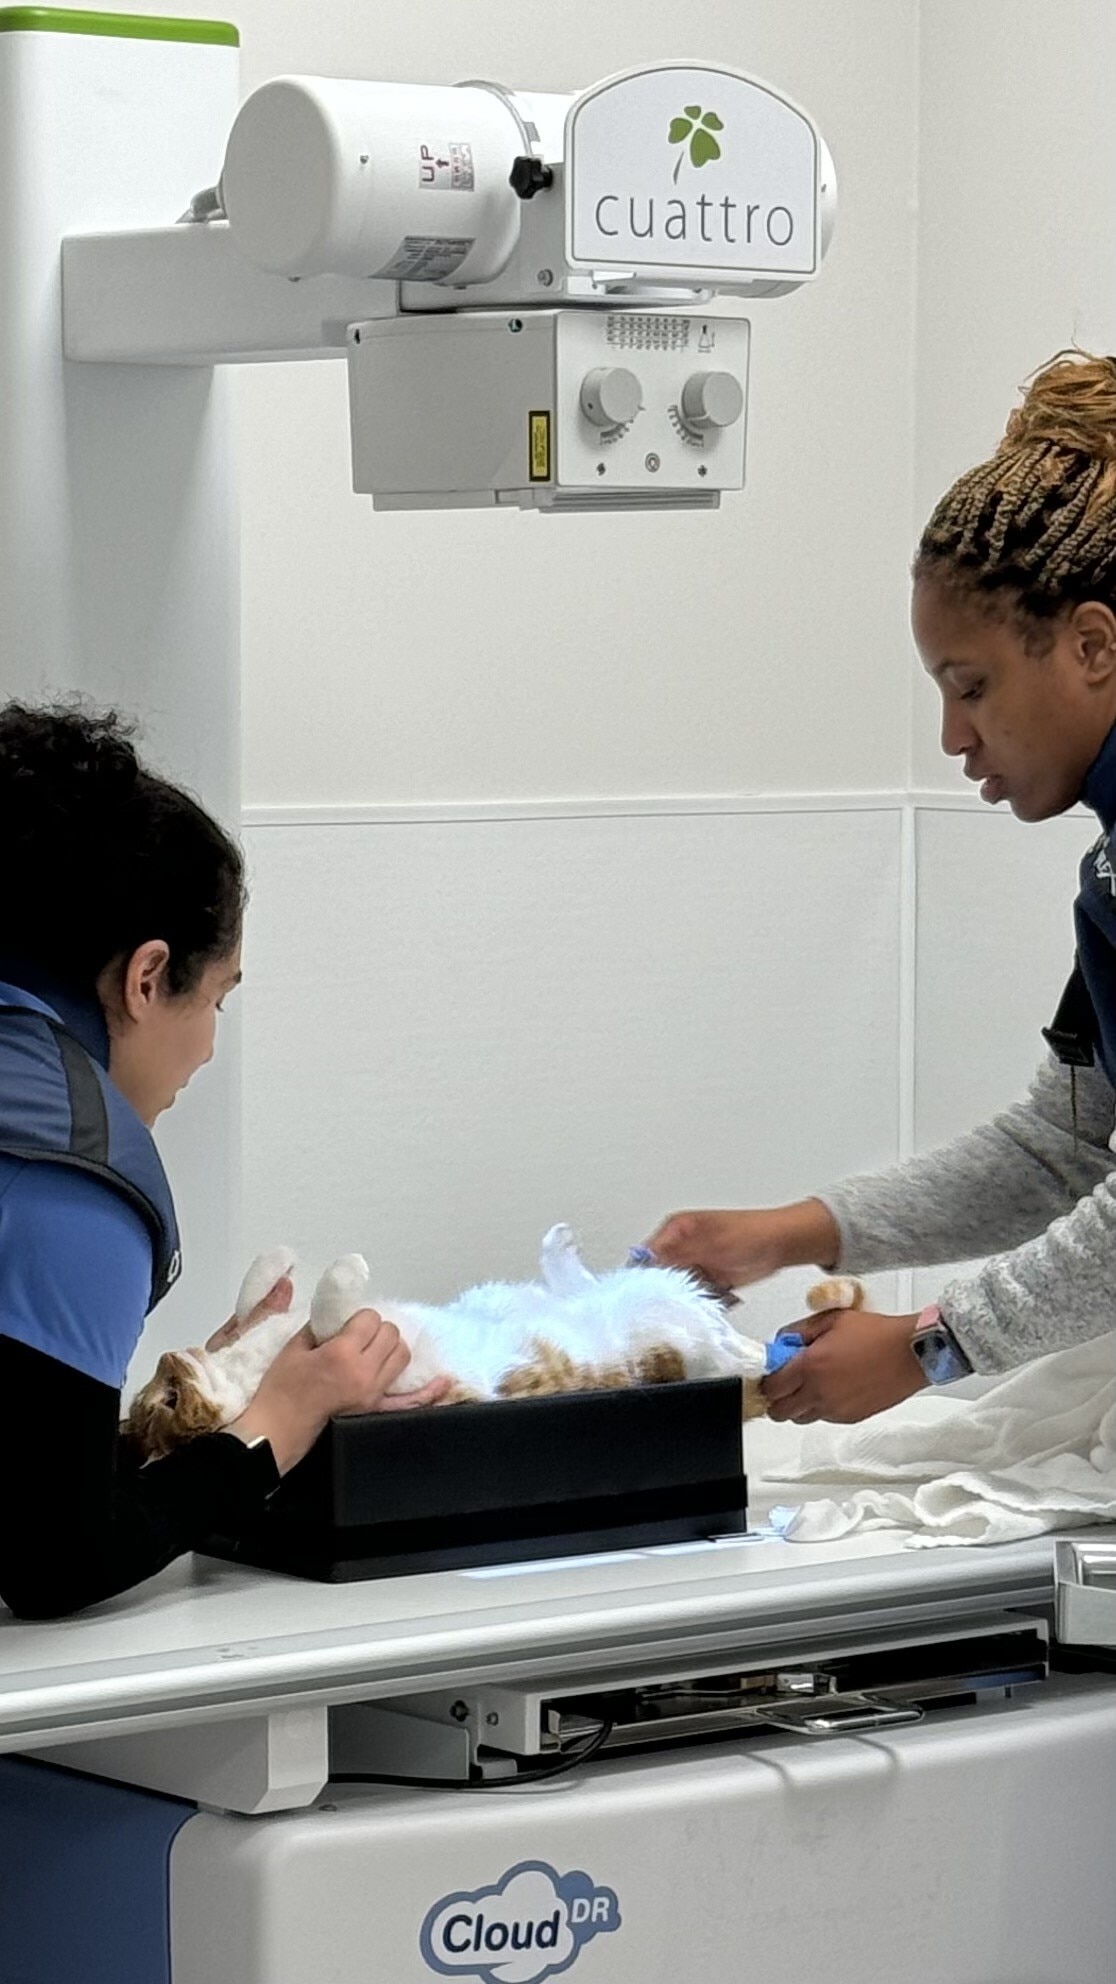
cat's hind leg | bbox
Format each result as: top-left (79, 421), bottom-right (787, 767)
top-left (235, 1247), bottom-right (298, 1324)
top-left (310, 1254), bottom-right (371, 1342)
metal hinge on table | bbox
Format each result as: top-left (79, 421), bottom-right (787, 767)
top-left (1056, 1539), bottom-right (1116, 1653)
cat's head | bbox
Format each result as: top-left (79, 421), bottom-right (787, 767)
top-left (124, 1350), bottom-right (225, 1461)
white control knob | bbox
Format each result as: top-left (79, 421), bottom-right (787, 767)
top-left (680, 370), bottom-right (745, 434)
top-left (580, 366), bottom-right (642, 430)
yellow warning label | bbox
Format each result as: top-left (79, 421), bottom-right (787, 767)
top-left (529, 410), bottom-right (552, 482)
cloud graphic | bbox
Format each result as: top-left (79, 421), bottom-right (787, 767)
top-left (420, 1860), bottom-right (619, 1984)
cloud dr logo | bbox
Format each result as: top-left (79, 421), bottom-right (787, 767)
top-left (420, 1860), bottom-right (621, 1984)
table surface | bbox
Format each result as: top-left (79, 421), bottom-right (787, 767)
top-left (0, 1512), bottom-right (1071, 1752)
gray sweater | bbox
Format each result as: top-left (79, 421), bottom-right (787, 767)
top-left (820, 1053), bottom-right (1116, 1373)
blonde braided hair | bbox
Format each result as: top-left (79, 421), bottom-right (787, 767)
top-left (915, 351), bottom-right (1116, 642)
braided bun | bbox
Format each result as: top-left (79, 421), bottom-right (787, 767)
top-left (1000, 351), bottom-right (1116, 468)
top-left (915, 348), bottom-right (1116, 617)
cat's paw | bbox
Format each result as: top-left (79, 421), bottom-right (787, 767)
top-left (806, 1276), bottom-right (864, 1314)
top-left (235, 1247), bottom-right (298, 1325)
top-left (539, 1224), bottom-right (597, 1296)
top-left (310, 1254), bottom-right (371, 1342)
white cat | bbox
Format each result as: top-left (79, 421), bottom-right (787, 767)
top-left (125, 1226), bottom-right (772, 1460)
top-left (125, 1226), bottom-right (864, 1462)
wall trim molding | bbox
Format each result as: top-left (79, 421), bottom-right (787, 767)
top-left (242, 788), bottom-right (1093, 828)
top-left (243, 791), bottom-right (909, 827)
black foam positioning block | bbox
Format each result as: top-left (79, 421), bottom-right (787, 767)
top-left (203, 1377), bottom-right (747, 1582)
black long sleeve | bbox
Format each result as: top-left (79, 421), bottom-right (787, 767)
top-left (0, 1334), bottom-right (272, 1618)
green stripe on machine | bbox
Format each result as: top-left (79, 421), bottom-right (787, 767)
top-left (0, 8), bottom-right (238, 44)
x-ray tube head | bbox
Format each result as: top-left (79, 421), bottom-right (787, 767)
top-left (220, 75), bottom-right (566, 284)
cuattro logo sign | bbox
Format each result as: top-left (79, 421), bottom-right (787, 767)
top-left (420, 1860), bottom-right (622, 1984)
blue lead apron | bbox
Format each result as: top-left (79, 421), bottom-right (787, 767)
top-left (0, 981), bottom-right (181, 1312)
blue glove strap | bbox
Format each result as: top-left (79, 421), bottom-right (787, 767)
top-left (764, 1332), bottom-right (806, 1375)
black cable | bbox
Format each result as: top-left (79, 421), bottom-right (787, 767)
top-left (331, 1717), bottom-right (614, 1793)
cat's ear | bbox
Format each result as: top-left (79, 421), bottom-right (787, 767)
top-left (236, 1247), bottom-right (298, 1324)
top-left (539, 1224), bottom-right (598, 1297)
top-left (310, 1253), bottom-right (371, 1342)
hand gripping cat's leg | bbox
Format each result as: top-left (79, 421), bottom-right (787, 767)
top-left (310, 1254), bottom-right (371, 1343)
top-left (743, 1278), bottom-right (865, 1420)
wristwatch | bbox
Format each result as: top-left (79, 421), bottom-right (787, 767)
top-left (910, 1304), bottom-right (972, 1387)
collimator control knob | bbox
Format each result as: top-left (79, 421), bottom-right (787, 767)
top-left (580, 366), bottom-right (642, 430)
top-left (680, 370), bottom-right (745, 433)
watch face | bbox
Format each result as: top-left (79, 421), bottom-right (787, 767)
top-left (914, 1326), bottom-right (965, 1387)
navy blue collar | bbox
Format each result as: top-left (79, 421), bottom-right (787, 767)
top-left (1083, 720), bottom-right (1116, 834)
top-left (0, 958), bottom-right (110, 1069)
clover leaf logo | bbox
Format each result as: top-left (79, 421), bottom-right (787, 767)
top-left (668, 105), bottom-right (724, 183)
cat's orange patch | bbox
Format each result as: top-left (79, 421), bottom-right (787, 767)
top-left (635, 1344), bottom-right (687, 1386)
top-left (495, 1336), bottom-right (690, 1400)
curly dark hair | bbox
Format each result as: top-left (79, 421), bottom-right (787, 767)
top-left (0, 701), bottom-right (245, 997)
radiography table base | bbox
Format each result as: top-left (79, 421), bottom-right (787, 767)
top-left (1, 1524), bottom-right (1114, 1982)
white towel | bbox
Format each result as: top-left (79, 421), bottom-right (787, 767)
top-left (768, 1331), bottom-right (1116, 1548)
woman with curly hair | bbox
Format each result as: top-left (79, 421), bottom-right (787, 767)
top-left (0, 704), bottom-right (439, 1617)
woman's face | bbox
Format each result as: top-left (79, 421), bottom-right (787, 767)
top-left (912, 579), bottom-right (1116, 822)
top-left (102, 942), bottom-right (242, 1126)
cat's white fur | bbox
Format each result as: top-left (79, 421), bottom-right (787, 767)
top-left (140, 1226), bottom-right (769, 1440)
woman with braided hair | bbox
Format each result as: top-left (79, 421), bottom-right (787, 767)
top-left (646, 350), bottom-right (1116, 1422)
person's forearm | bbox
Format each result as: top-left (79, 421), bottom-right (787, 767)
top-left (816, 1055), bottom-right (1116, 1275)
top-left (1, 1437), bottom-right (270, 1620)
top-left (0, 1337), bottom-right (272, 1619)
top-left (766, 1198), bottom-right (842, 1272)
top-left (938, 1170), bottom-right (1116, 1373)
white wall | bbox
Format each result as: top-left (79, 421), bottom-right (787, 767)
top-left (913, 0), bottom-right (1116, 793)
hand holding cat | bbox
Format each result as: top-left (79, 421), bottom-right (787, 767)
top-left (230, 1310), bottom-right (449, 1473)
top-left (762, 1308), bottom-right (928, 1425)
